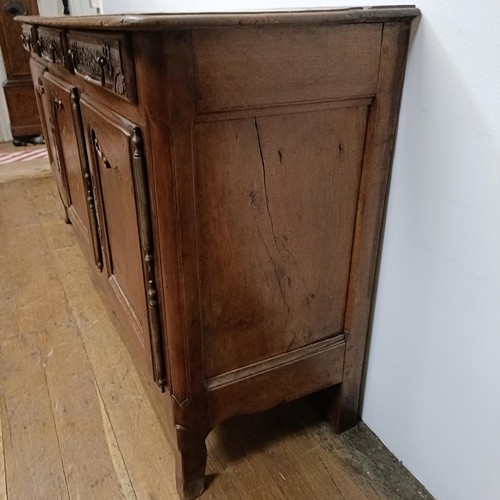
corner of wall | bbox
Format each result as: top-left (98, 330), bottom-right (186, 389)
top-left (0, 48), bottom-right (13, 143)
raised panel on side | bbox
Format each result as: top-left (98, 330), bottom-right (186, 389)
top-left (80, 97), bottom-right (149, 355)
top-left (192, 24), bottom-right (382, 113)
top-left (196, 106), bottom-right (369, 378)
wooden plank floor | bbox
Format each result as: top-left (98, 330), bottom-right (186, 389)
top-left (0, 145), bottom-right (433, 500)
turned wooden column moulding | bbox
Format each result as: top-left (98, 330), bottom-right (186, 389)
top-left (19, 6), bottom-right (420, 499)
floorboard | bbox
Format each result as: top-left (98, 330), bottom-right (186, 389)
top-left (0, 146), bottom-right (433, 500)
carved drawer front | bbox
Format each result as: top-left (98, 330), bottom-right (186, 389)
top-left (67, 31), bottom-right (137, 103)
top-left (30, 59), bottom-right (56, 166)
top-left (36, 27), bottom-right (67, 68)
top-left (21, 24), bottom-right (36, 54)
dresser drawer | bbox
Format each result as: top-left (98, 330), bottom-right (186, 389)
top-left (67, 30), bottom-right (137, 103)
top-left (36, 27), bottom-right (68, 68)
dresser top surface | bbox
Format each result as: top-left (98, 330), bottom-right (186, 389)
top-left (18, 6), bottom-right (419, 30)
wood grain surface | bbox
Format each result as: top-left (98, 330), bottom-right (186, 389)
top-left (17, 10), bottom-right (421, 496)
top-left (18, 7), bottom-right (420, 30)
top-left (196, 107), bottom-right (368, 377)
top-left (0, 152), bottom-right (433, 500)
top-left (192, 25), bottom-right (381, 112)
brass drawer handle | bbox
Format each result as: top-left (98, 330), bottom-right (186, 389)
top-left (20, 33), bottom-right (31, 51)
top-left (67, 49), bottom-right (76, 71)
top-left (53, 97), bottom-right (63, 110)
top-left (95, 55), bottom-right (112, 86)
top-left (36, 38), bottom-right (57, 62)
top-left (48, 43), bottom-right (56, 62)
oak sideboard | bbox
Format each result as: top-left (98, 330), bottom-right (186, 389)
top-left (19, 7), bottom-right (420, 498)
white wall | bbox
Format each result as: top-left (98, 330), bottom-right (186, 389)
top-left (98, 0), bottom-right (378, 14)
top-left (67, 0), bottom-right (98, 16)
top-left (37, 0), bottom-right (62, 16)
top-left (98, 2), bottom-right (500, 499)
top-left (362, 2), bottom-right (500, 500)
top-left (37, 0), bottom-right (97, 16)
top-left (0, 50), bottom-right (12, 142)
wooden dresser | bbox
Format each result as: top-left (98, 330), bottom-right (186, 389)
top-left (20, 7), bottom-right (420, 499)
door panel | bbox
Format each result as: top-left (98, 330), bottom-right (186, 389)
top-left (29, 59), bottom-right (54, 164)
top-left (79, 96), bottom-right (153, 368)
top-left (42, 73), bottom-right (92, 245)
top-left (31, 62), bottom-right (70, 208)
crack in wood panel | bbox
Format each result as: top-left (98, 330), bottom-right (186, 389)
top-left (195, 105), bottom-right (368, 378)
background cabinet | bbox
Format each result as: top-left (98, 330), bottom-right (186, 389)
top-left (0, 0), bottom-right (41, 140)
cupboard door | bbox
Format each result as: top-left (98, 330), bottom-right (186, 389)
top-left (42, 73), bottom-right (97, 254)
top-left (31, 63), bottom-right (70, 208)
top-left (80, 96), bottom-right (166, 388)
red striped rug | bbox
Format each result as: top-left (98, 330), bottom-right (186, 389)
top-left (0, 147), bottom-right (49, 165)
